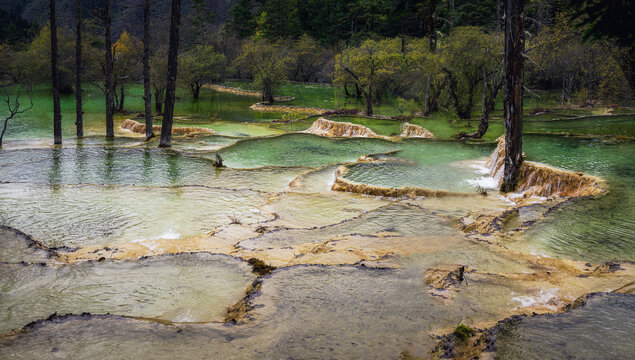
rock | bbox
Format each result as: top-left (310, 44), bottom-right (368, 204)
top-left (425, 264), bottom-right (467, 289)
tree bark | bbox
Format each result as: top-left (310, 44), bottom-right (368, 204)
top-left (159, 0), bottom-right (182, 147)
top-left (154, 88), bottom-right (164, 115)
top-left (143, 0), bottom-right (153, 140)
top-left (51, 0), bottom-right (62, 145)
top-left (0, 118), bottom-right (9, 148)
top-left (104, 0), bottom-right (114, 138)
top-left (501, 0), bottom-right (525, 192)
top-left (118, 85), bottom-right (125, 111)
top-left (75, 0), bottom-right (83, 138)
top-left (364, 85), bottom-right (373, 116)
top-left (425, 3), bottom-right (437, 52)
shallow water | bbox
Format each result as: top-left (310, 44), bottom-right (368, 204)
top-left (0, 183), bottom-right (267, 248)
top-left (495, 293), bottom-right (635, 360)
top-left (219, 133), bottom-right (399, 168)
top-left (0, 253), bottom-right (255, 333)
top-left (515, 136), bottom-right (635, 262)
top-left (1, 84), bottom-right (634, 358)
top-left (0, 227), bottom-right (52, 264)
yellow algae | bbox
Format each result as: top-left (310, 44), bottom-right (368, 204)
top-left (121, 119), bottom-right (216, 135)
top-left (400, 123), bottom-right (436, 138)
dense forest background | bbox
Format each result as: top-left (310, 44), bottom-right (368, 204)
top-left (1, 0), bottom-right (632, 120)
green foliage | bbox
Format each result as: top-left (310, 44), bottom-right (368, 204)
top-left (179, 45), bottom-right (227, 98)
top-left (440, 27), bottom-right (501, 119)
top-left (530, 16), bottom-right (630, 102)
top-left (0, 9), bottom-right (34, 46)
top-left (227, 0), bottom-right (257, 38)
top-left (334, 38), bottom-right (401, 114)
top-left (234, 37), bottom-right (293, 102)
top-left (454, 324), bottom-right (475, 342)
top-left (21, 24), bottom-right (79, 93)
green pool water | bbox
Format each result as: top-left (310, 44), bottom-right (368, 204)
top-left (514, 135), bottom-right (635, 262)
top-left (0, 82), bottom-right (633, 358)
top-left (495, 293), bottom-right (635, 360)
top-left (340, 139), bottom-right (495, 192)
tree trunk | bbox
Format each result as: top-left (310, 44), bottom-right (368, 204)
top-left (74, 0), bottom-right (83, 138)
top-left (0, 118), bottom-right (9, 148)
top-left (154, 88), bottom-right (164, 115)
top-left (501, 0), bottom-right (525, 193)
top-left (425, 4), bottom-right (437, 52)
top-left (118, 85), bottom-right (125, 111)
top-left (104, 0), bottom-right (114, 138)
top-left (423, 76), bottom-right (431, 115)
top-left (365, 85), bottom-right (373, 116)
top-left (51, 0), bottom-right (62, 145)
top-left (192, 82), bottom-right (201, 99)
top-left (143, 0), bottom-right (153, 140)
top-left (262, 82), bottom-right (274, 103)
top-left (159, 0), bottom-right (181, 148)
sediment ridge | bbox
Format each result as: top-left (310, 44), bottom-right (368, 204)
top-left (121, 119), bottom-right (216, 135)
top-left (400, 123), bottom-right (435, 138)
top-left (331, 165), bottom-right (465, 198)
top-left (204, 84), bottom-right (294, 101)
top-left (302, 118), bottom-right (388, 139)
top-left (250, 103), bottom-right (332, 115)
top-left (487, 136), bottom-right (605, 199)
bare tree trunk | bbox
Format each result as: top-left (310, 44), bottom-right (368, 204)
top-left (365, 85), bottom-right (373, 116)
top-left (159, 0), bottom-right (181, 147)
top-left (117, 85), bottom-right (126, 112)
top-left (51, 0), bottom-right (62, 145)
top-left (423, 76), bottom-right (431, 115)
top-left (0, 118), bottom-right (9, 147)
top-left (143, 0), bottom-right (153, 140)
top-left (105, 0), bottom-right (114, 138)
top-left (426, 4), bottom-right (437, 52)
top-left (501, 0), bottom-right (525, 192)
top-left (75, 0), bottom-right (83, 138)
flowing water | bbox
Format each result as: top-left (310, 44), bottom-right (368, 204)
top-left (0, 85), bottom-right (633, 358)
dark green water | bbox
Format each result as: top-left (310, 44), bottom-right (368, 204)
top-left (495, 293), bottom-right (635, 360)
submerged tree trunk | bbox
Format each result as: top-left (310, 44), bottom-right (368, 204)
top-left (159, 0), bottom-right (181, 147)
top-left (104, 0), bottom-right (114, 138)
top-left (501, 0), bottom-right (525, 192)
top-left (74, 0), bottom-right (83, 138)
top-left (51, 0), bottom-right (62, 145)
top-left (118, 85), bottom-right (125, 112)
top-left (143, 0), bottom-right (153, 140)
top-left (262, 81), bottom-right (274, 103)
top-left (154, 87), bottom-right (164, 115)
top-left (190, 82), bottom-right (202, 99)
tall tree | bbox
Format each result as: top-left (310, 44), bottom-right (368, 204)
top-left (104, 0), bottom-right (114, 138)
top-left (334, 38), bottom-right (400, 116)
top-left (74, 0), bottom-right (83, 137)
top-left (234, 38), bottom-right (292, 103)
top-left (143, 0), bottom-right (153, 140)
top-left (159, 0), bottom-right (182, 148)
top-left (566, 0), bottom-right (633, 92)
top-left (501, 0), bottom-right (525, 192)
top-left (50, 0), bottom-right (62, 145)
